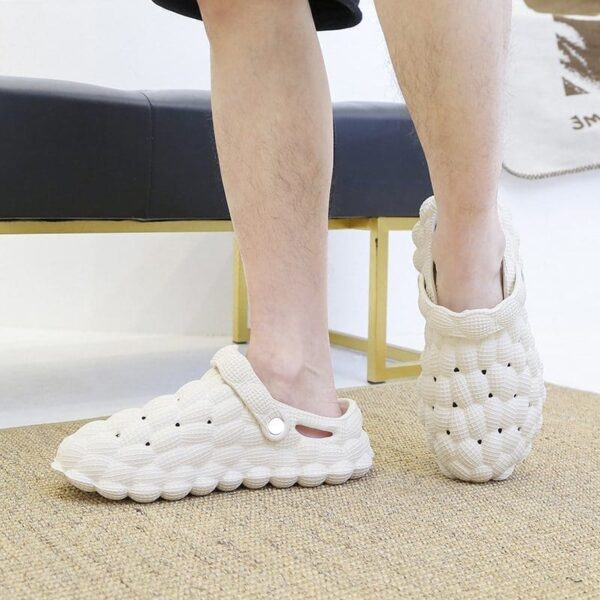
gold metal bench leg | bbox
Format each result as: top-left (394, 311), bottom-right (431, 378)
top-left (367, 218), bottom-right (389, 383)
top-left (232, 237), bottom-right (250, 343)
top-left (366, 217), bottom-right (421, 383)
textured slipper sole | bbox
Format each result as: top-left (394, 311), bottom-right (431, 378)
top-left (412, 197), bottom-right (545, 482)
top-left (52, 453), bottom-right (373, 503)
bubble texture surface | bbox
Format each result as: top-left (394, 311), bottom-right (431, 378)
top-left (413, 197), bottom-right (545, 482)
top-left (53, 347), bottom-right (373, 502)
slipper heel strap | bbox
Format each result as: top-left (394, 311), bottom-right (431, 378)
top-left (211, 345), bottom-right (288, 442)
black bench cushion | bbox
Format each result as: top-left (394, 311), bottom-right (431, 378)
top-left (0, 77), bottom-right (431, 221)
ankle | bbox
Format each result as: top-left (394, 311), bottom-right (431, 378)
top-left (247, 346), bottom-right (318, 392)
top-left (246, 341), bottom-right (341, 418)
top-left (433, 211), bottom-right (505, 270)
top-left (431, 209), bottom-right (505, 311)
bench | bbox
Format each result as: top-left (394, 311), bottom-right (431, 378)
top-left (0, 76), bottom-right (432, 382)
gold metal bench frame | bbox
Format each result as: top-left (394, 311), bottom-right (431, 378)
top-left (0, 216), bottom-right (421, 383)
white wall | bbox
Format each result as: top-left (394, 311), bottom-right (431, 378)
top-left (0, 0), bottom-right (598, 393)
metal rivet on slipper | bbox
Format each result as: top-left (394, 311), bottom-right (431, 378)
top-left (268, 418), bottom-right (285, 436)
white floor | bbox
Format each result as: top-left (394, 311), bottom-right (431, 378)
top-left (0, 329), bottom-right (371, 429)
top-left (1, 322), bottom-right (597, 429)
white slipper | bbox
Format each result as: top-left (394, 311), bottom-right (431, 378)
top-left (412, 196), bottom-right (545, 482)
top-left (52, 345), bottom-right (373, 502)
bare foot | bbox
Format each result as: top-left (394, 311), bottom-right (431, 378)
top-left (431, 210), bottom-right (505, 312)
top-left (246, 341), bottom-right (341, 438)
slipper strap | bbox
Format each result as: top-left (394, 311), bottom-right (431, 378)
top-left (211, 345), bottom-right (288, 442)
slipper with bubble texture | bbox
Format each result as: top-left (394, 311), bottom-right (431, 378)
top-left (52, 345), bottom-right (373, 502)
top-left (412, 196), bottom-right (545, 482)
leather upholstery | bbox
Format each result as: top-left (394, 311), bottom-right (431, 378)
top-left (0, 76), bottom-right (431, 221)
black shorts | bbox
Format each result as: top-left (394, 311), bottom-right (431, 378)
top-left (151, 0), bottom-right (362, 31)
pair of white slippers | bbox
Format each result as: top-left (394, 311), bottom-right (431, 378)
top-left (52, 197), bottom-right (545, 502)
